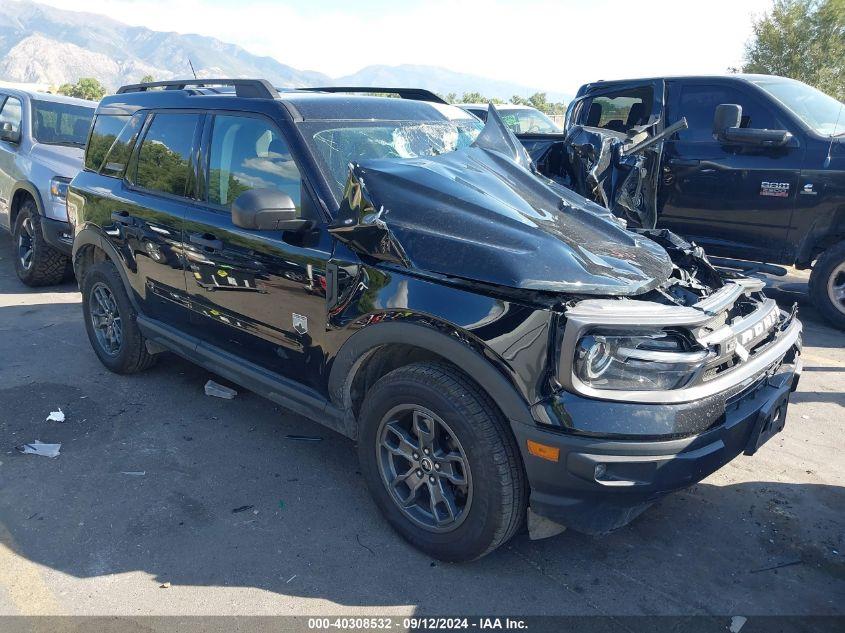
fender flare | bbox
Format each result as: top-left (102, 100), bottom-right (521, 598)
top-left (72, 226), bottom-right (141, 312)
top-left (328, 320), bottom-right (535, 428)
top-left (10, 180), bottom-right (46, 220)
top-left (796, 205), bottom-right (845, 267)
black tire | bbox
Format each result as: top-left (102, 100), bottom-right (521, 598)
top-left (809, 241), bottom-right (845, 330)
top-left (358, 362), bottom-right (527, 561)
top-left (81, 261), bottom-right (157, 374)
top-left (12, 199), bottom-right (68, 287)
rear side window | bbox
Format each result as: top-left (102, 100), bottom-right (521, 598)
top-left (0, 96), bottom-right (22, 135)
top-left (207, 114), bottom-right (302, 212)
top-left (584, 87), bottom-right (653, 133)
top-left (31, 100), bottom-right (93, 147)
top-left (675, 84), bottom-right (787, 142)
top-left (85, 115), bottom-right (129, 171)
top-left (131, 113), bottom-right (200, 197)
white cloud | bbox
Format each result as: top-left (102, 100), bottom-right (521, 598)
top-left (32, 0), bottom-right (773, 94)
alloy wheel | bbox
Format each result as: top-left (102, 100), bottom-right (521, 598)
top-left (377, 405), bottom-right (473, 532)
top-left (17, 217), bottom-right (35, 271)
top-left (828, 262), bottom-right (845, 316)
top-left (89, 282), bottom-right (123, 356)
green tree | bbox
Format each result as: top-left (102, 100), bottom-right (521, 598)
top-left (461, 91), bottom-right (486, 103)
top-left (57, 77), bottom-right (107, 101)
top-left (742, 0), bottom-right (844, 100)
top-left (528, 92), bottom-right (548, 111)
top-left (140, 74), bottom-right (155, 84)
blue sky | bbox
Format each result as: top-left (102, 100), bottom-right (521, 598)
top-left (38, 0), bottom-right (774, 93)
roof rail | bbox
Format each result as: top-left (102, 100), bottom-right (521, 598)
top-left (116, 78), bottom-right (279, 99)
top-left (297, 86), bottom-right (447, 104)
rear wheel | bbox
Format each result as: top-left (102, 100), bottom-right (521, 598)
top-left (81, 261), bottom-right (157, 374)
top-left (12, 199), bottom-right (68, 287)
top-left (358, 362), bottom-right (527, 561)
top-left (809, 241), bottom-right (845, 330)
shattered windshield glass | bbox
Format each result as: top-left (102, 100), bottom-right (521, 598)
top-left (305, 119), bottom-right (483, 199)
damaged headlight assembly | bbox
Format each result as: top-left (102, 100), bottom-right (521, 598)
top-left (572, 330), bottom-right (710, 392)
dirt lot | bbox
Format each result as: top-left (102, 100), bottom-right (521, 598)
top-left (0, 232), bottom-right (842, 616)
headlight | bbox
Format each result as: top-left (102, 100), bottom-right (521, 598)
top-left (50, 177), bottom-right (70, 201)
top-left (573, 331), bottom-right (709, 391)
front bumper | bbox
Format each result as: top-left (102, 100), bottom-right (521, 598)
top-left (40, 216), bottom-right (74, 255)
top-left (513, 352), bottom-right (801, 535)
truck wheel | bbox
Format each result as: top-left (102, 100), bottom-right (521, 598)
top-left (12, 200), bottom-right (68, 287)
top-left (81, 261), bottom-right (157, 374)
top-left (810, 241), bottom-right (845, 330)
top-left (358, 362), bottom-right (527, 561)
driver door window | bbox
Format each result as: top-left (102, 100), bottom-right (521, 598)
top-left (207, 115), bottom-right (302, 215)
top-left (674, 85), bottom-right (787, 142)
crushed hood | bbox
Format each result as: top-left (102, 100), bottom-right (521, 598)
top-left (329, 106), bottom-right (673, 296)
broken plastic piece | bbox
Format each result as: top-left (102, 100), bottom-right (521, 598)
top-left (17, 441), bottom-right (61, 458)
top-left (46, 409), bottom-right (65, 423)
top-left (204, 380), bottom-right (237, 399)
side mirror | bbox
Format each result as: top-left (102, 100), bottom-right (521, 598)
top-left (713, 103), bottom-right (742, 136)
top-left (231, 188), bottom-right (311, 232)
top-left (713, 103), bottom-right (792, 147)
top-left (0, 121), bottom-right (21, 144)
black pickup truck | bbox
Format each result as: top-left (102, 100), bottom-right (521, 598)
top-left (520, 75), bottom-right (845, 329)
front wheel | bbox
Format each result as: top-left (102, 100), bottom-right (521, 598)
top-left (358, 362), bottom-right (527, 561)
top-left (12, 200), bottom-right (68, 287)
top-left (809, 241), bottom-right (845, 330)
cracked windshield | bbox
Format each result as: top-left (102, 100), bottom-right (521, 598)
top-left (309, 115), bottom-right (483, 198)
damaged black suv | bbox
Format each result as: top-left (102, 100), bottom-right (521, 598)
top-left (68, 80), bottom-right (803, 561)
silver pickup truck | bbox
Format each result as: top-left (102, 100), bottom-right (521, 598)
top-left (0, 87), bottom-right (95, 285)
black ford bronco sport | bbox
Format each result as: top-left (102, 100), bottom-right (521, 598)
top-left (69, 79), bottom-right (803, 561)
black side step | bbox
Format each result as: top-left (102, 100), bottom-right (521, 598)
top-left (137, 316), bottom-right (351, 437)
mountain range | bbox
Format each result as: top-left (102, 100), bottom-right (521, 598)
top-left (0, 0), bottom-right (569, 102)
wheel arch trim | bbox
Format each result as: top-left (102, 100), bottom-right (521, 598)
top-left (796, 205), bottom-right (845, 267)
top-left (328, 320), bottom-right (536, 429)
top-left (10, 180), bottom-right (45, 222)
top-left (72, 226), bottom-right (141, 312)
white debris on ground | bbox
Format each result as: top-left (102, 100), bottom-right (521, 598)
top-left (204, 380), bottom-right (237, 399)
top-left (17, 441), bottom-right (61, 458)
top-left (46, 409), bottom-right (65, 422)
top-left (729, 616), bottom-right (747, 633)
